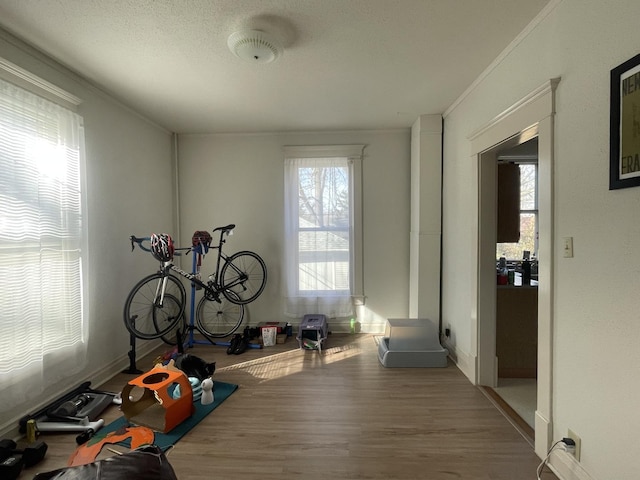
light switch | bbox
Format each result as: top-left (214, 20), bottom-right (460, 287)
top-left (563, 237), bottom-right (573, 258)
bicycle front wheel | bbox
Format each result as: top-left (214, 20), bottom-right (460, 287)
top-left (220, 251), bottom-right (267, 304)
top-left (124, 273), bottom-right (186, 340)
top-left (196, 290), bottom-right (244, 338)
top-left (158, 294), bottom-right (187, 345)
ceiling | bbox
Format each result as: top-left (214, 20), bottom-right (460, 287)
top-left (0, 0), bottom-right (550, 134)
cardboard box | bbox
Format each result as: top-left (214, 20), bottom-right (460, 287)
top-left (258, 333), bottom-right (287, 345)
top-left (262, 326), bottom-right (277, 346)
top-left (257, 321), bottom-right (288, 334)
top-left (121, 365), bottom-right (194, 433)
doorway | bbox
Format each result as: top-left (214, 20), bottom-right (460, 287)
top-left (494, 137), bottom-right (539, 439)
top-left (470, 78), bottom-right (558, 458)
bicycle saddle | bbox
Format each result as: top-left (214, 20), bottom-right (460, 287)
top-left (213, 224), bottom-right (235, 233)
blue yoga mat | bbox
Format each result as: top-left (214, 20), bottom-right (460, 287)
top-left (96, 380), bottom-right (238, 451)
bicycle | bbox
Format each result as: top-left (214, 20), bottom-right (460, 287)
top-left (123, 224), bottom-right (267, 342)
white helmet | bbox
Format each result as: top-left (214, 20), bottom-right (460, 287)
top-left (150, 233), bottom-right (174, 262)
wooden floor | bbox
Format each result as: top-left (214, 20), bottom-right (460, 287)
top-left (19, 334), bottom-right (558, 479)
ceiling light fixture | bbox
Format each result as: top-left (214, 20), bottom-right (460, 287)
top-left (227, 29), bottom-right (284, 64)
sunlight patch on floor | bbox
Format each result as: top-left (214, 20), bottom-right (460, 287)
top-left (217, 342), bottom-right (362, 382)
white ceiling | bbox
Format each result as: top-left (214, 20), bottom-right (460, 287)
top-left (0, 0), bottom-right (550, 134)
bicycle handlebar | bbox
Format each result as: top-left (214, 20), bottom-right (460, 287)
top-left (129, 235), bottom-right (193, 256)
top-left (130, 224), bottom-right (237, 256)
top-left (130, 235), bottom-right (151, 253)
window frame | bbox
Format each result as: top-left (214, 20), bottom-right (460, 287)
top-left (283, 145), bottom-right (365, 302)
top-left (496, 161), bottom-right (539, 260)
top-left (520, 161), bottom-right (539, 257)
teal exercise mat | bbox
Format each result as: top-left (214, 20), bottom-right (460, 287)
top-left (94, 380), bottom-right (238, 451)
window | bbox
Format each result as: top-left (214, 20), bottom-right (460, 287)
top-left (0, 75), bottom-right (87, 413)
top-left (283, 145), bottom-right (364, 318)
top-left (496, 162), bottom-right (538, 260)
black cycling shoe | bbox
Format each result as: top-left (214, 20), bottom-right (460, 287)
top-left (227, 334), bottom-right (241, 355)
top-left (233, 334), bottom-right (249, 355)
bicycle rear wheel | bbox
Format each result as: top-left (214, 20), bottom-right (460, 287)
top-left (220, 251), bottom-right (267, 305)
top-left (124, 273), bottom-right (186, 340)
top-left (196, 290), bottom-right (244, 338)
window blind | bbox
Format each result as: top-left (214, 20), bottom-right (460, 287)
top-left (0, 76), bottom-right (87, 413)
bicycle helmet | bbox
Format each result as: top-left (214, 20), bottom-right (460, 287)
top-left (150, 233), bottom-right (174, 262)
top-left (192, 230), bottom-right (212, 250)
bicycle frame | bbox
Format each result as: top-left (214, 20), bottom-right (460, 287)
top-left (201, 226), bottom-right (248, 293)
top-left (140, 226), bottom-right (243, 306)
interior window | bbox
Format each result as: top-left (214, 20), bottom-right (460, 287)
top-left (496, 162), bottom-right (538, 260)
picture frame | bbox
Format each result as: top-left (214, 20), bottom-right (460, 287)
top-left (610, 52), bottom-right (640, 190)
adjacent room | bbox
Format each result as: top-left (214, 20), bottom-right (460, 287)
top-left (0, 1), bottom-right (638, 479)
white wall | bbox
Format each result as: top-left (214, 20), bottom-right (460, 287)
top-left (0, 30), bottom-right (175, 434)
top-left (10, 2), bottom-right (637, 475)
top-left (442, 1), bottom-right (640, 478)
top-left (0, 29), bottom-right (411, 437)
top-left (176, 130), bottom-right (411, 333)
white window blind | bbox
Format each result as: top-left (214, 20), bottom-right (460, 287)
top-left (283, 145), bottom-right (364, 319)
top-left (0, 76), bottom-right (87, 414)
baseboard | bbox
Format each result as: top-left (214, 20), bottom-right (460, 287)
top-left (534, 410), bottom-right (552, 458)
top-left (361, 321), bottom-right (387, 334)
top-left (441, 338), bottom-right (475, 383)
top-left (302, 318), bottom-right (386, 334)
top-left (548, 450), bottom-right (596, 480)
top-left (87, 339), bottom-right (162, 388)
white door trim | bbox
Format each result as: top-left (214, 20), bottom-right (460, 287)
top-left (469, 78), bottom-right (559, 458)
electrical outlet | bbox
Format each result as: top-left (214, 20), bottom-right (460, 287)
top-left (563, 237), bottom-right (574, 258)
top-left (567, 429), bottom-right (581, 461)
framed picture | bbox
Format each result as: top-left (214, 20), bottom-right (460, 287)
top-left (610, 52), bottom-right (640, 190)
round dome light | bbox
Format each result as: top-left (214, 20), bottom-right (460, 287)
top-left (227, 29), bottom-right (283, 64)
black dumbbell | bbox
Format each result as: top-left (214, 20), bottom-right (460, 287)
top-left (0, 455), bottom-right (22, 480)
top-left (0, 439), bottom-right (48, 479)
top-left (19, 440), bottom-right (48, 467)
top-left (0, 439), bottom-right (22, 480)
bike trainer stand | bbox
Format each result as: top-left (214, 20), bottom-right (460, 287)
top-left (184, 241), bottom-right (260, 350)
top-left (19, 382), bottom-right (118, 436)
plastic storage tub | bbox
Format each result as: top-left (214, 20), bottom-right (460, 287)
top-left (377, 318), bottom-right (448, 367)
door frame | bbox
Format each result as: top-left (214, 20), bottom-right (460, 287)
top-left (469, 78), bottom-right (559, 458)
